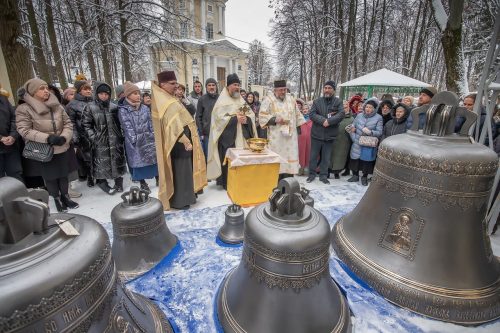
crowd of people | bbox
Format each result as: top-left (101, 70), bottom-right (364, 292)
top-left (1, 74), bottom-right (499, 219)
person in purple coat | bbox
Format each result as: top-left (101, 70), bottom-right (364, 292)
top-left (118, 82), bottom-right (158, 192)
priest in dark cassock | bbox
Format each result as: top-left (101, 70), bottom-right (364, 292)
top-left (206, 73), bottom-right (257, 189)
top-left (151, 71), bottom-right (207, 210)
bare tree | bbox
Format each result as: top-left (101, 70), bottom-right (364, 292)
top-left (247, 40), bottom-right (272, 86)
top-left (430, 0), bottom-right (466, 94)
top-left (1, 0), bottom-right (33, 94)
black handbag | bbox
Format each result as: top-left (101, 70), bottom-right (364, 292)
top-left (22, 109), bottom-right (57, 162)
top-left (22, 141), bottom-right (54, 162)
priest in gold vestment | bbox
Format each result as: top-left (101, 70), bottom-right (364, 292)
top-left (151, 71), bottom-right (207, 210)
top-left (207, 74), bottom-right (257, 189)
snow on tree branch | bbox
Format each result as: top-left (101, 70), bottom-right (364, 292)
top-left (430, 0), bottom-right (449, 32)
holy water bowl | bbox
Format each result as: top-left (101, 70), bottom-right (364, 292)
top-left (246, 138), bottom-right (268, 152)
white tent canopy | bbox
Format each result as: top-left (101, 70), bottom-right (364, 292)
top-left (339, 68), bottom-right (431, 88)
top-left (135, 80), bottom-right (152, 91)
top-left (339, 68), bottom-right (431, 99)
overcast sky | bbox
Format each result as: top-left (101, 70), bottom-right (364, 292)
top-left (225, 0), bottom-right (275, 53)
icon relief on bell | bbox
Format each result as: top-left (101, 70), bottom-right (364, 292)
top-left (385, 214), bottom-right (412, 252)
top-left (379, 207), bottom-right (425, 261)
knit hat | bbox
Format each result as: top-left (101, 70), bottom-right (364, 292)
top-left (123, 81), bottom-right (140, 97)
top-left (96, 84), bottom-right (111, 96)
top-left (205, 78), bottom-right (217, 86)
top-left (226, 73), bottom-right (240, 86)
top-left (365, 99), bottom-right (378, 109)
top-left (420, 86), bottom-right (438, 98)
top-left (63, 88), bottom-right (76, 101)
top-left (115, 84), bottom-right (124, 98)
top-left (274, 80), bottom-right (287, 88)
top-left (25, 78), bottom-right (48, 96)
top-left (74, 80), bottom-right (90, 93)
top-left (157, 71), bottom-right (176, 83)
top-left (324, 80), bottom-right (336, 90)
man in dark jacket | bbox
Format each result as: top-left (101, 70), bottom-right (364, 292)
top-left (307, 81), bottom-right (344, 184)
top-left (66, 80), bottom-right (94, 186)
top-left (196, 78), bottom-right (219, 160)
top-left (0, 94), bottom-right (22, 181)
top-left (188, 80), bottom-right (203, 110)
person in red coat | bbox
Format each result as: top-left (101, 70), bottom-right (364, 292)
top-left (297, 99), bottom-right (312, 175)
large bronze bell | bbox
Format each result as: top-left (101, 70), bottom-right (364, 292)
top-left (0, 177), bottom-right (173, 332)
top-left (111, 186), bottom-right (178, 281)
top-left (218, 204), bottom-right (245, 244)
top-left (217, 178), bottom-right (351, 333)
top-left (332, 91), bottom-right (500, 324)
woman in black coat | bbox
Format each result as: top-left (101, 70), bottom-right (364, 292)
top-left (381, 103), bottom-right (410, 141)
top-left (82, 82), bottom-right (126, 194)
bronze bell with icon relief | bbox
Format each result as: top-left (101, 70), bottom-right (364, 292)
top-left (331, 91), bottom-right (500, 324)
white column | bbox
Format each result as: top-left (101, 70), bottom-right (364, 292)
top-left (204, 54), bottom-right (211, 81)
top-left (212, 56), bottom-right (218, 79)
top-left (228, 58), bottom-right (233, 74)
top-left (218, 5), bottom-right (223, 33)
top-left (201, 0), bottom-right (206, 40)
top-left (190, 0), bottom-right (195, 38)
top-left (222, 7), bottom-right (226, 35)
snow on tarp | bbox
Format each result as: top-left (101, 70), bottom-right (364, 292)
top-left (340, 68), bottom-right (431, 88)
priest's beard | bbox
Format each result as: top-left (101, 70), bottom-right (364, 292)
top-left (232, 92), bottom-right (240, 98)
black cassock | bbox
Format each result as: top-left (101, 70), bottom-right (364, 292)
top-left (170, 125), bottom-right (196, 209)
top-left (216, 116), bottom-right (254, 189)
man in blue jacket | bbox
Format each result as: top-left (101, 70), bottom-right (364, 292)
top-left (306, 81), bottom-right (344, 184)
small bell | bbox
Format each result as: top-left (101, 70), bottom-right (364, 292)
top-left (218, 204), bottom-right (245, 244)
top-left (111, 186), bottom-right (178, 281)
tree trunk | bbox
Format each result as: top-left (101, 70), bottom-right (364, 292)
top-left (410, 2), bottom-right (430, 77)
top-left (95, 0), bottom-right (113, 88)
top-left (25, 0), bottom-right (51, 81)
top-left (431, 0), bottom-right (466, 94)
top-left (119, 0), bottom-right (132, 81)
top-left (0, 0), bottom-right (33, 97)
top-left (76, 1), bottom-right (98, 80)
top-left (44, 0), bottom-right (67, 89)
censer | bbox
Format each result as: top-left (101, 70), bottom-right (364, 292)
top-left (111, 186), bottom-right (178, 281)
top-left (217, 178), bottom-right (351, 332)
top-left (0, 177), bottom-right (173, 332)
top-left (331, 92), bottom-right (500, 324)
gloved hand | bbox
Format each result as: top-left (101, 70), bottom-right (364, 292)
top-left (47, 134), bottom-right (67, 146)
top-left (362, 127), bottom-right (372, 135)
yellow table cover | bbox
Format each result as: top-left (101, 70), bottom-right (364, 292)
top-left (225, 148), bottom-right (282, 206)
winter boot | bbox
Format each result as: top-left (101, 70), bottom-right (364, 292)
top-left (97, 180), bottom-right (117, 195)
top-left (114, 177), bottom-right (124, 193)
top-left (61, 194), bottom-right (79, 209)
top-left (347, 175), bottom-right (359, 182)
top-left (361, 176), bottom-right (368, 186)
top-left (87, 176), bottom-right (94, 187)
top-left (53, 197), bottom-right (68, 213)
top-left (140, 180), bottom-right (150, 193)
top-left (341, 169), bottom-right (350, 176)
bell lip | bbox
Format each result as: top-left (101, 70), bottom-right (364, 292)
top-left (332, 219), bottom-right (500, 325)
top-left (216, 267), bottom-right (352, 333)
top-left (217, 230), bottom-right (244, 245)
top-left (114, 234), bottom-right (179, 283)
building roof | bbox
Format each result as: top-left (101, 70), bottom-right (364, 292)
top-left (339, 68), bottom-right (431, 88)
